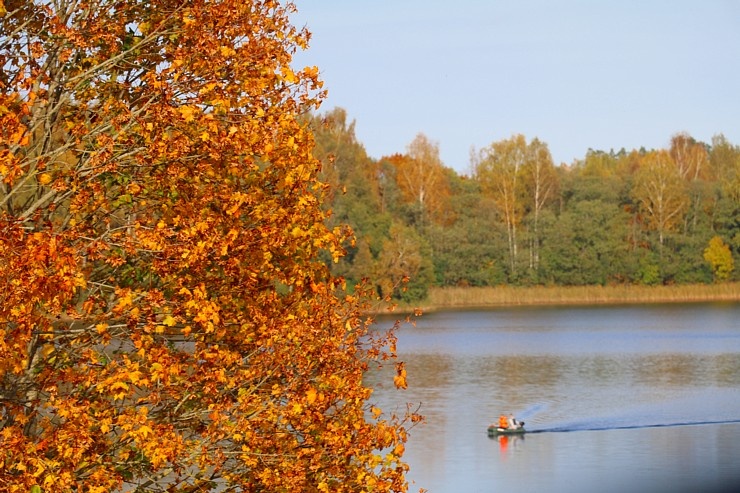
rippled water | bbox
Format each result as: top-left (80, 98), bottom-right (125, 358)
top-left (369, 303), bottom-right (740, 493)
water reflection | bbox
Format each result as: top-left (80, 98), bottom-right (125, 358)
top-left (631, 353), bottom-right (738, 387)
top-left (493, 433), bottom-right (525, 458)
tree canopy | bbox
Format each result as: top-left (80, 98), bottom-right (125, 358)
top-left (1, 2), bottom-right (413, 492)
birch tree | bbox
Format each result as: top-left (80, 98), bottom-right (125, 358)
top-left (389, 133), bottom-right (449, 228)
top-left (632, 150), bottom-right (689, 248)
top-left (522, 138), bottom-right (557, 273)
top-left (475, 134), bottom-right (527, 277)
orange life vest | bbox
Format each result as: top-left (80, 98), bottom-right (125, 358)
top-left (498, 415), bottom-right (508, 428)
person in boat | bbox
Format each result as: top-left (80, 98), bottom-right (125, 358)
top-left (498, 414), bottom-right (509, 429)
top-left (508, 414), bottom-right (524, 429)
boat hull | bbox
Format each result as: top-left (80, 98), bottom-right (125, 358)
top-left (487, 426), bottom-right (526, 437)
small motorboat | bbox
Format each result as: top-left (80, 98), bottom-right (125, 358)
top-left (487, 424), bottom-right (526, 437)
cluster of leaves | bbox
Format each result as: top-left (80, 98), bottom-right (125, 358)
top-left (1, 2), bottom-right (416, 492)
top-left (310, 109), bottom-right (740, 297)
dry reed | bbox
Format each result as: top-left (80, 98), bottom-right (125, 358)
top-left (424, 283), bottom-right (740, 310)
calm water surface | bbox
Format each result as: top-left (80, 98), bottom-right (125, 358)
top-left (369, 303), bottom-right (740, 493)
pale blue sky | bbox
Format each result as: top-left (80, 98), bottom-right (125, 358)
top-left (293, 1), bottom-right (740, 173)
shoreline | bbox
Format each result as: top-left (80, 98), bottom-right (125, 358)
top-left (377, 283), bottom-right (740, 314)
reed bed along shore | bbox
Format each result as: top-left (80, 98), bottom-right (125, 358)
top-left (422, 282), bottom-right (740, 311)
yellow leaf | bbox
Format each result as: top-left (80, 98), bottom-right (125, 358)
top-left (129, 370), bottom-right (142, 384)
top-left (304, 65), bottom-right (319, 78)
top-left (118, 292), bottom-right (133, 309)
top-left (40, 344), bottom-right (55, 359)
top-left (135, 425), bottom-right (153, 438)
top-left (281, 66), bottom-right (297, 84)
top-left (110, 382), bottom-right (129, 400)
top-left (306, 388), bottom-right (317, 405)
top-left (394, 363), bottom-right (407, 389)
top-left (38, 173), bottom-right (52, 185)
top-left (163, 315), bottom-right (176, 326)
top-left (179, 105), bottom-right (196, 122)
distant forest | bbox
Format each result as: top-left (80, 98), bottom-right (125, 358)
top-left (309, 108), bottom-right (739, 302)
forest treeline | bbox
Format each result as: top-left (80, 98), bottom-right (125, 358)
top-left (310, 108), bottom-right (740, 302)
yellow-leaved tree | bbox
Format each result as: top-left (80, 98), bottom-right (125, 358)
top-left (0, 1), bottom-right (415, 492)
top-left (703, 236), bottom-right (735, 282)
top-left (631, 150), bottom-right (689, 247)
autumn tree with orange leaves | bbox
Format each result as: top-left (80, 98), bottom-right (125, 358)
top-left (0, 1), bottom-right (415, 492)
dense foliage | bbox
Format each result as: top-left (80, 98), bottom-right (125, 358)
top-left (1, 2), bottom-right (413, 492)
top-left (311, 109), bottom-right (740, 300)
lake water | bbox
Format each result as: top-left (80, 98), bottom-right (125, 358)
top-left (369, 303), bottom-right (740, 493)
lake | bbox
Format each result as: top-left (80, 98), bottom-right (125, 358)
top-left (369, 303), bottom-right (740, 493)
